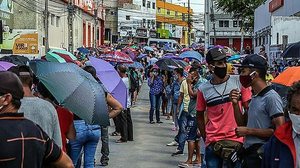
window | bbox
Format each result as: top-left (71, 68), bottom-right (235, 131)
top-left (147, 1), bottom-right (151, 8)
top-left (143, 19), bottom-right (146, 27)
top-left (50, 14), bottom-right (55, 26)
top-left (167, 10), bottom-right (170, 15)
top-left (233, 20), bottom-right (238, 27)
top-left (56, 16), bottom-right (60, 27)
top-left (147, 20), bottom-right (151, 28)
top-left (219, 20), bottom-right (229, 27)
top-left (175, 11), bottom-right (178, 17)
top-left (143, 0), bottom-right (146, 7)
top-left (152, 2), bottom-right (155, 9)
top-left (126, 15), bottom-right (130, 20)
top-left (158, 7), bottom-right (161, 13)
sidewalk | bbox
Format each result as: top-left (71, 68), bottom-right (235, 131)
top-left (94, 83), bottom-right (186, 168)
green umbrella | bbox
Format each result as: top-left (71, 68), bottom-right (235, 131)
top-left (46, 49), bottom-right (77, 63)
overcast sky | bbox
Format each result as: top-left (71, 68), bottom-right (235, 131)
top-left (171, 0), bottom-right (204, 14)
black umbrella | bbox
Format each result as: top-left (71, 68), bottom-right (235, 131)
top-left (282, 41), bottom-right (300, 59)
top-left (271, 83), bottom-right (288, 108)
top-left (156, 58), bottom-right (180, 71)
top-left (0, 55), bottom-right (30, 65)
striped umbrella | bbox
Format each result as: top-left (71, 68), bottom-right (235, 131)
top-left (46, 49), bottom-right (77, 63)
top-left (100, 51), bottom-right (133, 63)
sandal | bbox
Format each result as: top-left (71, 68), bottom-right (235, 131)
top-left (111, 132), bottom-right (120, 136)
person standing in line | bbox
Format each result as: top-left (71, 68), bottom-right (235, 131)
top-left (148, 67), bottom-right (164, 124)
top-left (116, 65), bottom-right (134, 143)
top-left (230, 54), bottom-right (285, 167)
top-left (0, 71), bottom-right (74, 168)
top-left (196, 48), bottom-right (252, 167)
top-left (263, 81), bottom-right (300, 168)
top-left (9, 65), bottom-right (63, 147)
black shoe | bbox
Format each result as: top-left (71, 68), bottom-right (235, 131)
top-left (157, 121), bottom-right (163, 124)
top-left (100, 162), bottom-right (108, 166)
top-left (171, 150), bottom-right (183, 156)
top-left (150, 121), bottom-right (155, 124)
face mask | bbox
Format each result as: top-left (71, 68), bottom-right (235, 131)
top-left (174, 74), bottom-right (178, 80)
top-left (0, 95), bottom-right (5, 111)
top-left (213, 66), bottom-right (227, 79)
top-left (239, 71), bottom-right (256, 88)
top-left (289, 113), bottom-right (300, 134)
top-left (153, 72), bottom-right (158, 76)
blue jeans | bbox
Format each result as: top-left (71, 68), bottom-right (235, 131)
top-left (205, 145), bottom-right (241, 168)
top-left (176, 111), bottom-right (188, 152)
top-left (172, 103), bottom-right (179, 128)
top-left (149, 93), bottom-right (162, 122)
top-left (70, 120), bottom-right (101, 168)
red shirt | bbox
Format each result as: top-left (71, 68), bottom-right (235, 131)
top-left (55, 106), bottom-right (74, 152)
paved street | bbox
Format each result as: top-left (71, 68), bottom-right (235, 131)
top-left (95, 82), bottom-right (186, 168)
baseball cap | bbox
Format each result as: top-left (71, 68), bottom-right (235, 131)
top-left (206, 47), bottom-right (227, 63)
top-left (234, 54), bottom-right (267, 70)
top-left (0, 71), bottom-right (24, 100)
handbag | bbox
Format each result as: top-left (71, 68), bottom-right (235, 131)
top-left (212, 140), bottom-right (242, 160)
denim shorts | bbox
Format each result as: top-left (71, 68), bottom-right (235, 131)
top-left (186, 115), bottom-right (199, 142)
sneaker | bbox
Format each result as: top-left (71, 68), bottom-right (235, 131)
top-left (172, 127), bottom-right (178, 131)
top-left (178, 162), bottom-right (193, 168)
top-left (167, 141), bottom-right (178, 146)
top-left (157, 121), bottom-right (163, 124)
top-left (172, 150), bottom-right (184, 156)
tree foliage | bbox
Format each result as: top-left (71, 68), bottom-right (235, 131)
top-left (214, 0), bottom-right (266, 31)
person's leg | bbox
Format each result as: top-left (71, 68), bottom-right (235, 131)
top-left (155, 94), bottom-right (162, 122)
top-left (205, 145), bottom-right (222, 168)
top-left (83, 127), bottom-right (100, 168)
top-left (194, 140), bottom-right (201, 164)
top-left (172, 103), bottom-right (179, 129)
top-left (149, 93), bottom-right (155, 123)
top-left (69, 121), bottom-right (86, 167)
top-left (112, 114), bottom-right (121, 134)
top-left (166, 98), bottom-right (171, 120)
top-left (177, 112), bottom-right (188, 152)
top-left (127, 108), bottom-right (134, 141)
top-left (186, 141), bottom-right (195, 163)
top-left (100, 126), bottom-right (109, 165)
top-left (161, 94), bottom-right (167, 116)
top-left (119, 110), bottom-right (128, 142)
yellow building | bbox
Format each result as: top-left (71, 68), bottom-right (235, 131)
top-left (156, 0), bottom-right (192, 45)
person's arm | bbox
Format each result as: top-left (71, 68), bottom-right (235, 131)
top-left (235, 127), bottom-right (274, 138)
top-left (186, 75), bottom-right (197, 98)
top-left (52, 152), bottom-right (74, 168)
top-left (229, 89), bottom-right (247, 126)
top-left (197, 111), bottom-right (206, 141)
top-left (66, 122), bottom-right (76, 140)
top-left (106, 93), bottom-right (123, 118)
top-left (177, 93), bottom-right (184, 114)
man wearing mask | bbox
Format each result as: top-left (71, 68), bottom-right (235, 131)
top-left (197, 47), bottom-right (252, 167)
top-left (263, 81), bottom-right (300, 167)
top-left (230, 54), bottom-right (285, 167)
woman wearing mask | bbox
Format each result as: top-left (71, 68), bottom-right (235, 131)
top-left (148, 66), bottom-right (164, 124)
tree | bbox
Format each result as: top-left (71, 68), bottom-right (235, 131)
top-left (214, 0), bottom-right (266, 31)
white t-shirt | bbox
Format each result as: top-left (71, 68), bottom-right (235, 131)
top-left (122, 77), bottom-right (131, 108)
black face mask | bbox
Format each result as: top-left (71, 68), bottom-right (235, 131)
top-left (213, 66), bottom-right (227, 79)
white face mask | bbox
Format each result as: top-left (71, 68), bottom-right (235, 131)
top-left (289, 113), bottom-right (300, 134)
top-left (0, 95), bottom-right (5, 111)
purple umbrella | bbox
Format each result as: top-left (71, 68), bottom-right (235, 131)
top-left (0, 61), bottom-right (16, 71)
top-left (89, 56), bottom-right (127, 108)
top-left (163, 53), bottom-right (183, 60)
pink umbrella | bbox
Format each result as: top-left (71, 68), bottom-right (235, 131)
top-left (100, 51), bottom-right (133, 63)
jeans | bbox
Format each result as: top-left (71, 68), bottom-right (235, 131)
top-left (70, 120), bottom-right (101, 168)
top-left (100, 126), bottom-right (109, 164)
top-left (149, 93), bottom-right (162, 122)
top-left (172, 103), bottom-right (179, 128)
top-left (176, 111), bottom-right (188, 152)
top-left (205, 145), bottom-right (241, 168)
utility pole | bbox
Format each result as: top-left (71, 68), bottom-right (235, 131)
top-left (187, 0), bottom-right (191, 46)
top-left (67, 0), bottom-right (74, 52)
top-left (210, 0), bottom-right (216, 45)
top-left (44, 0), bottom-right (49, 52)
top-left (204, 0), bottom-right (211, 49)
top-left (94, 0), bottom-right (99, 48)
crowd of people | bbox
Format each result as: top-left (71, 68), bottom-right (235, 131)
top-left (145, 47), bottom-right (299, 168)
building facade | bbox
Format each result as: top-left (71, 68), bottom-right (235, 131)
top-left (0, 0), bottom-right (104, 58)
top-left (156, 0), bottom-right (190, 45)
top-left (116, 0), bottom-right (156, 44)
top-left (254, 0), bottom-right (300, 63)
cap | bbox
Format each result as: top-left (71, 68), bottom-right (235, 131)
top-left (234, 54), bottom-right (267, 70)
top-left (0, 71), bottom-right (24, 100)
top-left (206, 47), bottom-right (227, 63)
top-left (8, 65), bottom-right (32, 77)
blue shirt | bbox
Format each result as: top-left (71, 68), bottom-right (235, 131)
top-left (172, 80), bottom-right (181, 103)
top-left (148, 76), bottom-right (164, 95)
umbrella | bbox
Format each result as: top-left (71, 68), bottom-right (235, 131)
top-left (271, 83), bottom-right (289, 108)
top-left (100, 51), bottom-right (133, 63)
top-left (46, 49), bottom-right (77, 63)
top-left (143, 46), bottom-right (154, 52)
top-left (137, 54), bottom-right (148, 59)
top-left (122, 48), bottom-right (138, 60)
top-left (282, 41), bottom-right (300, 59)
top-left (163, 53), bottom-right (182, 60)
top-left (175, 60), bottom-right (189, 68)
top-left (77, 47), bottom-right (89, 54)
top-left (149, 57), bottom-right (158, 65)
top-left (89, 56), bottom-right (127, 108)
top-left (272, 67), bottom-right (300, 86)
top-left (29, 61), bottom-right (109, 126)
top-left (227, 54), bottom-right (241, 62)
top-left (179, 51), bottom-right (203, 62)
top-left (124, 61), bottom-right (144, 69)
top-left (156, 58), bottom-right (181, 71)
top-left (0, 61), bottom-right (16, 71)
top-left (0, 55), bottom-right (30, 65)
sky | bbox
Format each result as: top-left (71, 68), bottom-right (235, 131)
top-left (171, 0), bottom-right (204, 14)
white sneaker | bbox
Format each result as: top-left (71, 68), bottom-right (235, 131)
top-left (167, 141), bottom-right (179, 146)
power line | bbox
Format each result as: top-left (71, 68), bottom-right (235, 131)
top-left (12, 0), bottom-right (43, 14)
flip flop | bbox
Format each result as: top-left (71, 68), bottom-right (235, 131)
top-left (110, 132), bottom-right (120, 136)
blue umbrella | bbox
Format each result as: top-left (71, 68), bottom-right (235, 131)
top-left (137, 53), bottom-right (148, 59)
top-left (124, 61), bottom-right (144, 69)
top-left (143, 46), bottom-right (154, 52)
top-left (29, 61), bottom-right (109, 126)
top-left (77, 47), bottom-right (90, 54)
top-left (179, 51), bottom-right (203, 62)
top-left (227, 54), bottom-right (241, 62)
